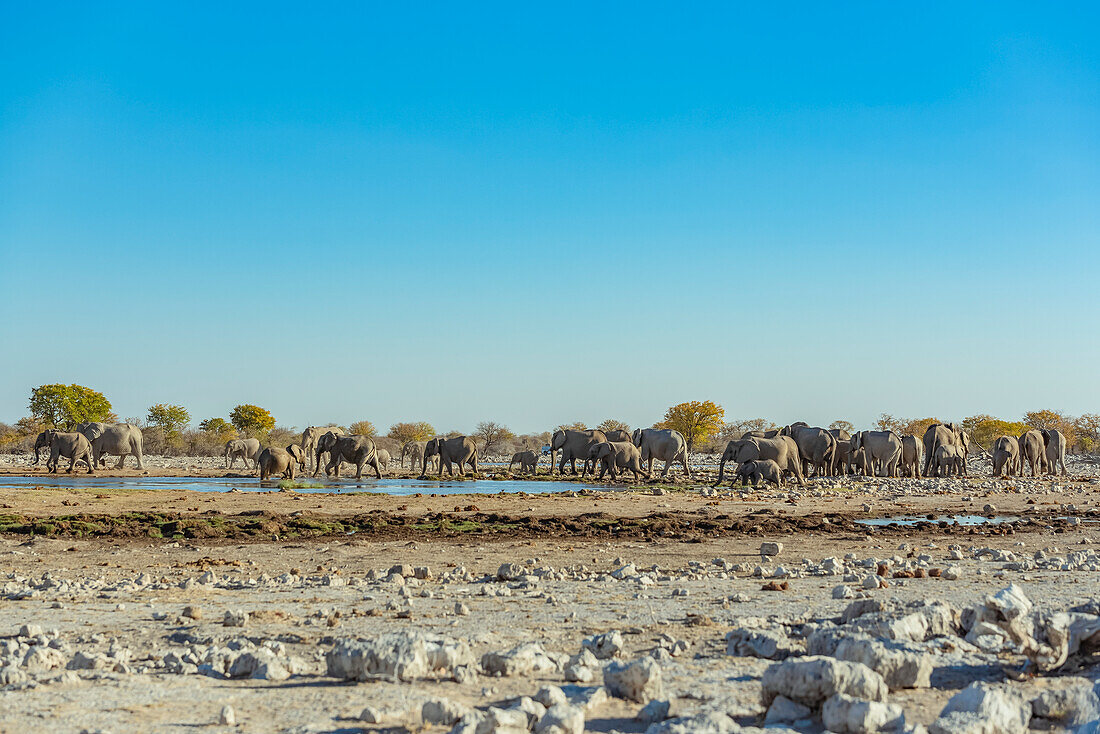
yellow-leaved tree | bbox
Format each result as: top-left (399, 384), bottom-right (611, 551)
top-left (655, 401), bottom-right (725, 453)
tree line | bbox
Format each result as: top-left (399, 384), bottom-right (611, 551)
top-left (1, 384), bottom-right (1096, 458)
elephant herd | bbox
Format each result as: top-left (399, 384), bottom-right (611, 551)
top-left (715, 421), bottom-right (1069, 489)
top-left (26, 419), bottom-right (1071, 487)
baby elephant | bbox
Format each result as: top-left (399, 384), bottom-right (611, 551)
top-left (588, 441), bottom-right (651, 482)
top-left (36, 430), bottom-right (95, 474)
top-left (258, 447), bottom-right (297, 480)
top-left (735, 459), bottom-right (782, 488)
top-left (933, 445), bottom-right (964, 477)
top-left (508, 450), bottom-right (538, 475)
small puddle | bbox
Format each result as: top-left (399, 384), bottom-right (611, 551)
top-left (857, 515), bottom-right (1022, 527)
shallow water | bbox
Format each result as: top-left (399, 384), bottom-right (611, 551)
top-left (856, 515), bottom-right (1021, 527)
top-left (0, 476), bottom-right (590, 496)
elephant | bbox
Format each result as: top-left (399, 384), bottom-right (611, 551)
top-left (603, 429), bottom-right (632, 444)
top-left (1042, 429), bottom-right (1068, 476)
top-left (922, 423), bottom-right (969, 477)
top-left (851, 431), bottom-right (903, 477)
top-left (715, 436), bottom-right (805, 487)
top-left (1019, 430), bottom-right (1048, 477)
top-left (899, 435), bottom-right (922, 478)
top-left (301, 426), bottom-right (344, 472)
top-left (779, 423), bottom-right (836, 477)
top-left (509, 450), bottom-right (538, 474)
top-left (258, 447), bottom-right (296, 480)
top-left (35, 430), bottom-right (95, 474)
top-left (992, 435), bottom-right (1021, 477)
top-left (743, 429), bottom-right (781, 439)
top-left (588, 441), bottom-right (650, 482)
top-left (225, 438), bottom-right (261, 469)
top-left (76, 422), bottom-right (144, 469)
top-left (421, 436), bottom-right (479, 477)
top-left (630, 428), bottom-right (691, 478)
top-left (320, 434), bottom-right (383, 479)
top-left (401, 441), bottom-right (427, 470)
top-left (375, 449), bottom-right (391, 474)
top-left (734, 459), bottom-right (782, 488)
top-left (549, 429), bottom-right (607, 475)
top-left (286, 444), bottom-right (307, 467)
top-left (829, 428), bottom-right (853, 475)
top-left (933, 444), bottom-right (965, 477)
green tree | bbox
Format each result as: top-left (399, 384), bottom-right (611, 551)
top-left (960, 414), bottom-right (1029, 451)
top-left (229, 404), bottom-right (275, 435)
top-left (1074, 414), bottom-right (1100, 452)
top-left (28, 384), bottom-right (113, 430)
top-left (348, 420), bottom-right (377, 437)
top-left (555, 421), bottom-right (588, 432)
top-left (874, 413), bottom-right (906, 433)
top-left (902, 417), bottom-right (941, 438)
top-left (475, 421), bottom-right (515, 455)
top-left (388, 421), bottom-right (436, 444)
top-left (829, 420), bottom-right (854, 434)
top-left (655, 400), bottom-right (725, 452)
top-left (597, 419), bottom-right (630, 434)
top-left (199, 417), bottom-right (238, 444)
top-left (147, 404), bottom-right (190, 436)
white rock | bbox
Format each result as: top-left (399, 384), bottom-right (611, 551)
top-left (1030, 680), bottom-right (1100, 725)
top-left (326, 632), bottom-right (473, 681)
top-left (219, 705), bottom-right (236, 726)
top-left (359, 706), bottom-right (383, 723)
top-left (423, 698), bottom-right (470, 726)
top-left (761, 542), bottom-right (783, 556)
top-left (822, 693), bottom-right (906, 733)
top-left (762, 656), bottom-right (888, 708)
top-left (833, 636), bottom-right (932, 690)
top-left (604, 656), bottom-right (663, 703)
top-left (222, 610), bottom-right (249, 627)
top-left (764, 695), bottom-right (811, 723)
top-left (636, 700), bottom-right (670, 724)
top-left (535, 703), bottom-right (585, 734)
top-left (582, 631), bottom-right (624, 660)
top-left (930, 682), bottom-right (1032, 734)
top-left (480, 642), bottom-right (560, 677)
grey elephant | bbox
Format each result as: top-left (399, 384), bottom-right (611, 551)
top-left (603, 429), bottom-right (632, 443)
top-left (588, 441), bottom-right (650, 482)
top-left (933, 444), bottom-right (965, 477)
top-left (401, 441), bottom-right (427, 469)
top-left (76, 422), bottom-right (144, 469)
top-left (734, 459), bottom-right (782, 488)
top-left (549, 429), bottom-right (607, 475)
top-left (829, 428), bottom-right (853, 475)
top-left (715, 436), bottom-right (805, 487)
top-left (225, 438), bottom-right (261, 469)
top-left (258, 447), bottom-right (297, 480)
top-left (319, 434), bottom-right (382, 479)
top-left (1041, 429), bottom-right (1067, 476)
top-left (509, 450), bottom-right (538, 474)
top-left (630, 428), bottom-right (691, 478)
top-left (851, 431), bottom-right (902, 477)
top-left (1019, 430), bottom-right (1048, 477)
top-left (421, 436), bottom-right (479, 477)
top-left (301, 426), bottom-right (344, 472)
top-left (780, 423), bottom-right (836, 477)
top-left (286, 444), bottom-right (307, 467)
top-left (376, 448), bottom-right (391, 474)
top-left (35, 430), bottom-right (96, 474)
top-left (922, 423), bottom-right (969, 477)
top-left (992, 435), bottom-right (1021, 477)
top-left (743, 429), bottom-right (781, 439)
top-left (899, 435), bottom-right (922, 478)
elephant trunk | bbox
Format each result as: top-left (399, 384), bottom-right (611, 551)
top-left (714, 456), bottom-right (726, 486)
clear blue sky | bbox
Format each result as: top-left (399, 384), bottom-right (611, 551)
top-left (2, 3), bottom-right (1098, 434)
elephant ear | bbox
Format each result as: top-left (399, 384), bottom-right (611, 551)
top-left (83, 423), bottom-right (105, 439)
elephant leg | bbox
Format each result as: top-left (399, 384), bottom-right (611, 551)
top-left (115, 455), bottom-right (125, 469)
top-left (681, 453), bottom-right (691, 478)
top-left (661, 459), bottom-right (671, 478)
top-left (85, 452), bottom-right (95, 474)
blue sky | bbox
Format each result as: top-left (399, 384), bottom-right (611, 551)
top-left (1, 3), bottom-right (1098, 433)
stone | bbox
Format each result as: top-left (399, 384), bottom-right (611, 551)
top-left (761, 656), bottom-right (888, 708)
top-left (582, 631), bottom-right (624, 660)
top-left (833, 635), bottom-right (932, 689)
top-left (636, 700), bottom-right (670, 724)
top-left (423, 698), bottom-right (469, 726)
top-left (644, 712), bottom-right (739, 734)
top-left (219, 705), bottom-right (236, 726)
top-left (222, 610), bottom-right (249, 627)
top-left (563, 649), bottom-right (599, 683)
top-left (725, 628), bottom-right (803, 660)
top-left (761, 542), bottom-right (783, 557)
top-left (930, 682), bottom-right (1032, 734)
top-left (1031, 680), bottom-right (1100, 725)
top-left (182, 605), bottom-right (201, 620)
top-left (764, 695), bottom-right (811, 723)
top-left (497, 563), bottom-right (525, 581)
top-left (535, 685), bottom-right (569, 709)
top-left (0, 666), bottom-right (28, 686)
top-left (834, 585), bottom-right (855, 599)
top-left (455, 602), bottom-right (470, 616)
top-left (18, 624), bottom-right (42, 637)
top-left (535, 703), bottom-right (585, 734)
top-left (943, 566), bottom-right (961, 580)
top-left (481, 642), bottom-right (560, 677)
top-left (512, 697), bottom-right (547, 728)
top-left (821, 693), bottom-right (906, 733)
top-left (359, 706), bottom-right (383, 723)
top-left (326, 632), bottom-right (474, 682)
top-left (227, 648), bottom-right (291, 681)
top-left (604, 656), bottom-right (663, 703)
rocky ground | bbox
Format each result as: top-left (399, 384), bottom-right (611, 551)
top-left (1, 455), bottom-right (1100, 733)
